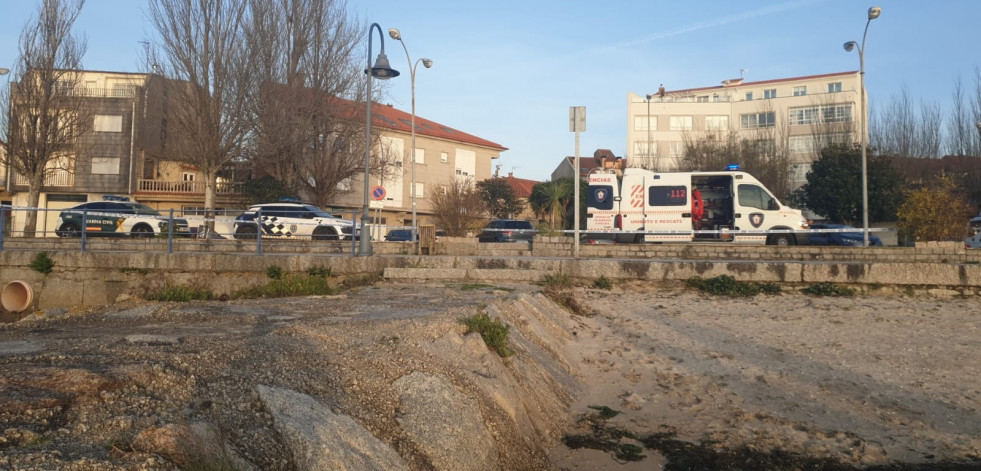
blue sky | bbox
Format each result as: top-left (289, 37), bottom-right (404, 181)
top-left (1, 0), bottom-right (978, 181)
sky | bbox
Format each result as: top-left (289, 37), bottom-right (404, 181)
top-left (1, 0), bottom-right (978, 182)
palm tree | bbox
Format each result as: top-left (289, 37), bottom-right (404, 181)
top-left (529, 179), bottom-right (573, 228)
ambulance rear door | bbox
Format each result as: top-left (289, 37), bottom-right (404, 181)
top-left (586, 173), bottom-right (619, 234)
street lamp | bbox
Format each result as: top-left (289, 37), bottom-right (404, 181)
top-left (360, 23), bottom-right (400, 256)
top-left (843, 5), bottom-right (881, 247)
top-left (645, 94), bottom-right (653, 170)
top-left (388, 28), bottom-right (432, 242)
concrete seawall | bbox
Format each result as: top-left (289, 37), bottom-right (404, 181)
top-left (1, 239), bottom-right (979, 312)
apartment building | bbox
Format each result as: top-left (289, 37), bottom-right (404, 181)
top-left (626, 71), bottom-right (861, 187)
top-left (327, 101), bottom-right (507, 232)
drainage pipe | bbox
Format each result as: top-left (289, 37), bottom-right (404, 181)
top-left (1, 280), bottom-right (34, 313)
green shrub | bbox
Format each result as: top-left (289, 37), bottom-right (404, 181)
top-left (542, 272), bottom-right (572, 289)
top-left (460, 312), bottom-right (514, 357)
top-left (266, 265), bottom-right (283, 280)
top-left (306, 265), bottom-right (332, 278)
top-left (686, 275), bottom-right (781, 297)
top-left (801, 282), bottom-right (855, 297)
top-left (30, 252), bottom-right (54, 275)
top-left (593, 275), bottom-right (613, 290)
top-left (147, 284), bottom-right (214, 302)
top-left (234, 274), bottom-right (334, 299)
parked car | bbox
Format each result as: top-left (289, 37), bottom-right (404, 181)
top-left (384, 229), bottom-right (446, 241)
top-left (807, 223), bottom-right (882, 246)
top-left (233, 202), bottom-right (357, 240)
top-left (56, 196), bottom-right (190, 238)
top-left (477, 219), bottom-right (536, 243)
top-left (966, 217), bottom-right (981, 249)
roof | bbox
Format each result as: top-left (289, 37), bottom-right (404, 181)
top-left (562, 154), bottom-right (625, 177)
top-left (369, 102), bottom-right (507, 152)
top-left (267, 82), bottom-right (507, 152)
top-left (504, 175), bottom-right (539, 199)
top-left (661, 71), bottom-right (858, 96)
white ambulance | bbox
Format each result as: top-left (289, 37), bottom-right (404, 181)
top-left (586, 168), bottom-right (809, 245)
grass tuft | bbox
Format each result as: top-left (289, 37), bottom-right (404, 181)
top-left (801, 282), bottom-right (856, 297)
top-left (460, 312), bottom-right (514, 358)
top-left (686, 275), bottom-right (781, 297)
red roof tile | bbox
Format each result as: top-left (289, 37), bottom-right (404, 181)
top-left (504, 175), bottom-right (539, 198)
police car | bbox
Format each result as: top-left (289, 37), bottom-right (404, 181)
top-left (232, 202), bottom-right (357, 241)
top-left (56, 196), bottom-right (190, 237)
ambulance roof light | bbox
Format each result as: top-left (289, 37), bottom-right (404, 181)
top-left (726, 164), bottom-right (740, 171)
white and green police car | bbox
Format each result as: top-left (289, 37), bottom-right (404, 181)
top-left (56, 196), bottom-right (190, 237)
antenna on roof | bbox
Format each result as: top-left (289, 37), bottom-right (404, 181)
top-left (495, 164), bottom-right (502, 177)
top-left (740, 68), bottom-right (747, 79)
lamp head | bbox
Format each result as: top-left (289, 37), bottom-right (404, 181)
top-left (645, 94), bottom-right (654, 100)
top-left (421, 58), bottom-right (433, 68)
top-left (368, 52), bottom-right (400, 79)
top-left (843, 41), bottom-right (857, 52)
top-left (868, 6), bottom-right (881, 20)
top-left (0, 68), bottom-right (9, 75)
top-left (388, 28), bottom-right (401, 41)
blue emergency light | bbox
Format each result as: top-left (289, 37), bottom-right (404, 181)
top-left (726, 164), bottom-right (740, 171)
top-left (102, 195), bottom-right (130, 201)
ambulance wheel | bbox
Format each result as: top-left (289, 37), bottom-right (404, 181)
top-left (767, 234), bottom-right (794, 246)
top-left (58, 222), bottom-right (81, 238)
top-left (132, 224), bottom-right (155, 238)
top-left (312, 226), bottom-right (339, 241)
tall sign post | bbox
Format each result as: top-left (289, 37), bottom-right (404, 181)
top-left (570, 106), bottom-right (586, 259)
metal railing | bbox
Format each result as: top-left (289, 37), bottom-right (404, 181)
top-left (136, 179), bottom-right (245, 195)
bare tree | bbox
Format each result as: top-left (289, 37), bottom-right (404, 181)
top-left (428, 179), bottom-right (486, 237)
top-left (945, 70), bottom-right (981, 157)
top-left (245, 0), bottom-right (395, 208)
top-left (146, 0), bottom-right (254, 231)
top-left (916, 101), bottom-right (943, 158)
top-left (6, 0), bottom-right (88, 237)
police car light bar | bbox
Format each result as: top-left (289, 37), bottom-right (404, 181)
top-left (102, 195), bottom-right (131, 201)
top-left (726, 164), bottom-right (740, 171)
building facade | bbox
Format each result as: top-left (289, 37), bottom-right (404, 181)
top-left (626, 71), bottom-right (861, 187)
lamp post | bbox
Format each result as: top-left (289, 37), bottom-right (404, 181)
top-left (645, 94), bottom-right (653, 170)
top-left (359, 23), bottom-right (400, 256)
top-left (388, 28), bottom-right (432, 242)
top-left (843, 5), bottom-right (881, 247)
top-left (1, 68), bottom-right (10, 194)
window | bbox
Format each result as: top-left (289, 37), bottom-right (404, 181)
top-left (705, 116), bottom-right (729, 131)
top-left (745, 92), bottom-right (753, 101)
top-left (633, 141), bottom-right (656, 157)
top-left (183, 172), bottom-right (195, 182)
top-left (413, 148), bottom-right (424, 164)
top-left (738, 184), bottom-right (777, 211)
top-left (633, 115), bottom-right (656, 131)
top-left (669, 116), bottom-right (692, 131)
top-left (669, 142), bottom-right (685, 158)
top-left (696, 96), bottom-right (708, 103)
top-left (337, 178), bottom-right (353, 191)
top-left (789, 135), bottom-right (815, 154)
top-left (440, 152), bottom-right (448, 163)
top-left (739, 112), bottom-right (775, 129)
top-left (414, 182), bottom-right (425, 198)
top-left (793, 86), bottom-right (807, 97)
top-left (764, 89), bottom-right (777, 99)
top-left (788, 104), bottom-right (853, 126)
top-left (828, 82), bottom-right (842, 93)
top-left (91, 157), bottom-right (120, 174)
top-left (94, 115), bottom-right (123, 132)
top-left (588, 185), bottom-right (615, 210)
top-left (649, 186), bottom-right (688, 206)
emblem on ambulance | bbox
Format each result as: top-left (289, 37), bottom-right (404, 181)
top-left (594, 189), bottom-right (607, 203)
top-left (749, 213), bottom-right (764, 228)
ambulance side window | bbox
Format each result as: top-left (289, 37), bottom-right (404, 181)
top-left (737, 184), bottom-right (777, 210)
top-left (649, 186), bottom-right (687, 206)
top-left (588, 185), bottom-right (614, 210)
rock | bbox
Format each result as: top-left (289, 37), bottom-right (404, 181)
top-left (131, 422), bottom-right (228, 467)
top-left (393, 372), bottom-right (498, 471)
top-left (255, 385), bottom-right (409, 471)
top-left (0, 340), bottom-right (44, 357)
top-left (124, 334), bottom-right (180, 345)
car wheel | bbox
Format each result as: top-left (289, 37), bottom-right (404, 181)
top-left (235, 225), bottom-right (258, 240)
top-left (58, 222), bottom-right (81, 238)
top-left (131, 224), bottom-right (155, 238)
top-left (767, 234), bottom-right (794, 246)
top-left (312, 226), bottom-right (339, 241)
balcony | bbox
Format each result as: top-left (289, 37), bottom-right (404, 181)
top-left (137, 179), bottom-right (244, 195)
top-left (15, 170), bottom-right (74, 187)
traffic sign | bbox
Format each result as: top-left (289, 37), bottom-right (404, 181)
top-left (371, 186), bottom-right (386, 201)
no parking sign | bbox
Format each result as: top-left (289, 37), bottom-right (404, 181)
top-left (371, 186), bottom-right (386, 201)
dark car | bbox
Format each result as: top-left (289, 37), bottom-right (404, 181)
top-left (384, 229), bottom-right (446, 241)
top-left (56, 196), bottom-right (190, 238)
top-left (478, 220), bottom-right (535, 243)
top-left (807, 223), bottom-right (882, 246)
